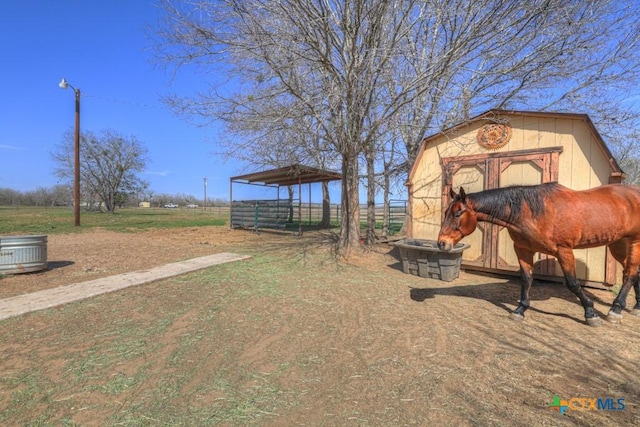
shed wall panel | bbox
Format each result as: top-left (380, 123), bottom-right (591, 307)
top-left (452, 165), bottom-right (485, 261)
top-left (555, 119), bottom-right (575, 186)
top-left (538, 117), bottom-right (558, 148)
top-left (588, 135), bottom-right (612, 186)
top-left (522, 115), bottom-right (540, 149)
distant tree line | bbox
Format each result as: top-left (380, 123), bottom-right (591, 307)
top-left (0, 185), bottom-right (228, 209)
top-left (0, 185), bottom-right (72, 208)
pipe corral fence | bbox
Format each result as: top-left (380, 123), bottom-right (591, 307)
top-left (230, 164), bottom-right (342, 235)
top-left (230, 200), bottom-right (407, 234)
top-left (230, 164), bottom-right (406, 235)
top-left (231, 199), bottom-right (294, 231)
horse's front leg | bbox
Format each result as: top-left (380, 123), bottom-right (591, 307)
top-left (607, 242), bottom-right (640, 323)
top-left (556, 247), bottom-right (602, 327)
top-left (510, 246), bottom-right (535, 321)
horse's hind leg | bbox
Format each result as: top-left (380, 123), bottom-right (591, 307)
top-left (631, 275), bottom-right (640, 317)
top-left (608, 241), bottom-right (640, 323)
top-left (608, 271), bottom-right (639, 322)
top-left (511, 246), bottom-right (535, 321)
top-left (556, 247), bottom-right (602, 327)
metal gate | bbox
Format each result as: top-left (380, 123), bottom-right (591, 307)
top-left (388, 199), bottom-right (407, 235)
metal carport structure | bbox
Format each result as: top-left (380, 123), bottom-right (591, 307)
top-left (229, 164), bottom-right (342, 235)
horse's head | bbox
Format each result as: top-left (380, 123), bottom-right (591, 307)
top-left (437, 187), bottom-right (478, 251)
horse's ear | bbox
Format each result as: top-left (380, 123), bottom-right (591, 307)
top-left (449, 187), bottom-right (456, 199)
top-left (459, 187), bottom-right (466, 202)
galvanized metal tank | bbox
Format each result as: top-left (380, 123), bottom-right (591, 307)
top-left (0, 235), bottom-right (48, 274)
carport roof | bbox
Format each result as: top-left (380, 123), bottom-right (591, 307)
top-left (230, 164), bottom-right (342, 186)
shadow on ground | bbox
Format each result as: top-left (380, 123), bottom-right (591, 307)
top-left (407, 277), bottom-right (619, 327)
top-left (46, 260), bottom-right (75, 271)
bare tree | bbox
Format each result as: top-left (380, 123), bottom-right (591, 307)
top-left (0, 188), bottom-right (23, 206)
top-left (379, 0), bottom-right (640, 168)
top-left (50, 185), bottom-right (73, 207)
top-left (153, 0), bottom-right (640, 254)
top-left (52, 129), bottom-right (150, 213)
top-left (155, 0), bottom-right (415, 254)
top-left (212, 97), bottom-right (339, 227)
top-left (30, 187), bottom-right (55, 207)
top-left (609, 127), bottom-right (640, 185)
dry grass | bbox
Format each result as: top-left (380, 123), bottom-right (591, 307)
top-left (1, 229), bottom-right (639, 425)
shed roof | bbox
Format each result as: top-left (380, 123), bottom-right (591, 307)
top-left (230, 164), bottom-right (342, 186)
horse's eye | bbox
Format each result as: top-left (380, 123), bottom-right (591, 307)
top-left (454, 210), bottom-right (463, 218)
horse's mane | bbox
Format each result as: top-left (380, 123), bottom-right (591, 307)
top-left (468, 182), bottom-right (560, 224)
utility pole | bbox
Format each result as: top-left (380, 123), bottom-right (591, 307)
top-left (58, 77), bottom-right (81, 226)
top-left (203, 177), bottom-right (207, 211)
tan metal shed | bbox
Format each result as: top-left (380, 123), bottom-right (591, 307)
top-left (406, 109), bottom-right (625, 286)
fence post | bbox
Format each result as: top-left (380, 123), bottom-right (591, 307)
top-left (254, 202), bottom-right (259, 232)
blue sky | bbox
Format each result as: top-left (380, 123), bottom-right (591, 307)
top-left (0, 0), bottom-right (260, 201)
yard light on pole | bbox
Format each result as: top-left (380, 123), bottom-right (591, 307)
top-left (58, 77), bottom-right (81, 226)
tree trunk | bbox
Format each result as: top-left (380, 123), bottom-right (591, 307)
top-left (319, 181), bottom-right (331, 229)
top-left (382, 171), bottom-right (390, 238)
top-left (365, 151), bottom-right (376, 245)
top-left (338, 153), bottom-right (361, 256)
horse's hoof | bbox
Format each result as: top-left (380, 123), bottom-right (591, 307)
top-left (587, 316), bottom-right (603, 327)
top-left (509, 312), bottom-right (524, 322)
top-left (606, 311), bottom-right (623, 324)
top-left (631, 309), bottom-right (640, 317)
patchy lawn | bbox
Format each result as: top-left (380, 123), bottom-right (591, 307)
top-left (0, 227), bottom-right (638, 425)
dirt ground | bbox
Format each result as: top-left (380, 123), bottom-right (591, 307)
top-left (0, 227), bottom-right (266, 300)
top-left (1, 227), bottom-right (640, 425)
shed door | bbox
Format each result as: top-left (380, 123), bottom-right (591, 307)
top-left (441, 147), bottom-right (562, 275)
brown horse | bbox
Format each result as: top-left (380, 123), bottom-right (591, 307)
top-left (437, 182), bottom-right (640, 327)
